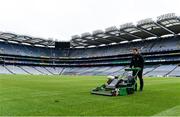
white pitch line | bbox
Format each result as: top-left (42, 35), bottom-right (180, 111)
top-left (152, 105), bottom-right (180, 116)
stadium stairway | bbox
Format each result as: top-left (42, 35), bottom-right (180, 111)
top-left (143, 65), bottom-right (161, 76)
top-left (61, 67), bottom-right (72, 75)
top-left (168, 65), bottom-right (180, 77)
top-left (4, 65), bottom-right (15, 74)
top-left (19, 66), bottom-right (32, 75)
top-left (95, 67), bottom-right (115, 75)
top-left (90, 67), bottom-right (112, 75)
top-left (79, 67), bottom-right (101, 76)
top-left (77, 67), bottom-right (94, 75)
top-left (108, 66), bottom-right (126, 76)
top-left (6, 65), bottom-right (29, 75)
top-left (34, 66), bottom-right (52, 75)
top-left (21, 66), bottom-right (42, 75)
top-left (165, 65), bottom-right (179, 77)
top-left (17, 66), bottom-right (31, 75)
top-left (33, 66), bottom-right (46, 75)
top-left (44, 67), bottom-right (55, 75)
top-left (0, 65), bottom-right (12, 74)
top-left (145, 65), bottom-right (177, 77)
top-left (59, 67), bottom-right (66, 75)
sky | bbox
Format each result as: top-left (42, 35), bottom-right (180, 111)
top-left (0, 0), bottom-right (179, 41)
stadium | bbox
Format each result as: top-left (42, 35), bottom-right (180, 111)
top-left (1, 13), bottom-right (180, 116)
top-left (0, 13), bottom-right (179, 76)
top-left (0, 0), bottom-right (180, 113)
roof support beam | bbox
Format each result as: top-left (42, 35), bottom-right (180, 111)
top-left (21, 38), bottom-right (33, 43)
top-left (136, 26), bottom-right (159, 38)
top-left (46, 40), bottom-right (55, 46)
top-left (33, 39), bottom-right (46, 45)
top-left (82, 37), bottom-right (102, 45)
top-left (120, 30), bottom-right (142, 39)
top-left (105, 32), bottom-right (127, 41)
top-left (91, 38), bottom-right (106, 45)
top-left (155, 22), bottom-right (176, 35)
top-left (0, 34), bottom-right (17, 41)
top-left (71, 41), bottom-right (86, 47)
top-left (92, 35), bottom-right (115, 43)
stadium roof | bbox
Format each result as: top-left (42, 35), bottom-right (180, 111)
top-left (71, 13), bottom-right (180, 48)
top-left (0, 32), bottom-right (55, 47)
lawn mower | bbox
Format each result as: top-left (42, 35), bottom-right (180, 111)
top-left (91, 67), bottom-right (141, 96)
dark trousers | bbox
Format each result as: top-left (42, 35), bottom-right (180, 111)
top-left (133, 70), bottom-right (144, 91)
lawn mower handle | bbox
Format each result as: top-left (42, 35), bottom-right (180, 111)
top-left (124, 67), bottom-right (141, 71)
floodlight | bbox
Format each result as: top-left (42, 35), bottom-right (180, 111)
top-left (92, 30), bottom-right (104, 35)
top-left (120, 23), bottom-right (134, 29)
top-left (137, 18), bottom-right (154, 26)
top-left (71, 35), bottom-right (80, 40)
top-left (105, 26), bottom-right (118, 33)
top-left (81, 32), bottom-right (91, 38)
top-left (157, 13), bottom-right (176, 21)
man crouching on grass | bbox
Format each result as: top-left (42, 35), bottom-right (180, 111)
top-left (130, 48), bottom-right (144, 91)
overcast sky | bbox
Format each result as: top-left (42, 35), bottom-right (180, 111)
top-left (0, 0), bottom-right (179, 41)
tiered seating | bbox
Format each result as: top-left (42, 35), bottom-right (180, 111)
top-left (20, 66), bottom-right (42, 75)
top-left (0, 65), bottom-right (179, 77)
top-left (150, 38), bottom-right (180, 52)
top-left (108, 66), bottom-right (127, 76)
top-left (98, 66), bottom-right (125, 76)
top-left (0, 65), bottom-right (11, 74)
top-left (145, 65), bottom-right (177, 77)
top-left (34, 66), bottom-right (52, 75)
top-left (68, 37), bottom-right (180, 57)
top-left (44, 67), bottom-right (63, 75)
top-left (0, 35), bottom-right (179, 77)
top-left (6, 65), bottom-right (29, 74)
top-left (79, 67), bottom-right (100, 75)
top-left (168, 66), bottom-right (180, 77)
top-left (93, 67), bottom-right (114, 75)
top-left (0, 42), bottom-right (13, 55)
top-left (0, 36), bottom-right (179, 58)
top-left (143, 65), bottom-right (158, 75)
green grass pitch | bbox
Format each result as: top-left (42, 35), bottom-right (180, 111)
top-left (1, 74), bottom-right (180, 116)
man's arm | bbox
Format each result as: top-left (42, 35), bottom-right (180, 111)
top-left (139, 55), bottom-right (144, 68)
top-left (130, 57), bottom-right (134, 68)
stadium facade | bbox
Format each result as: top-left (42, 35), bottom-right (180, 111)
top-left (0, 13), bottom-right (179, 77)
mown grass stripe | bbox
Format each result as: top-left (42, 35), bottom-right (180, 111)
top-left (153, 105), bottom-right (180, 116)
top-left (0, 75), bottom-right (180, 116)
